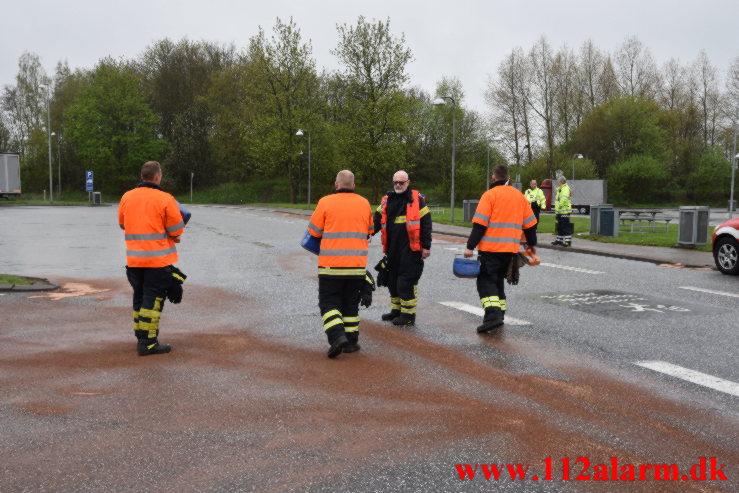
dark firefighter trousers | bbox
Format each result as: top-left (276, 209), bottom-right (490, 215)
top-left (387, 253), bottom-right (424, 315)
top-left (126, 266), bottom-right (171, 343)
top-left (476, 252), bottom-right (514, 315)
top-left (318, 277), bottom-right (364, 344)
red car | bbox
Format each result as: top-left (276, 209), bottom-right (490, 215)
top-left (712, 217), bottom-right (739, 274)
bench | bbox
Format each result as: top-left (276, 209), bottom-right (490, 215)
top-left (428, 204), bottom-right (445, 215)
top-left (619, 214), bottom-right (672, 233)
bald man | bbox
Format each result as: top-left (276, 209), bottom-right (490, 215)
top-left (307, 170), bottom-right (374, 357)
top-left (372, 170), bottom-right (432, 326)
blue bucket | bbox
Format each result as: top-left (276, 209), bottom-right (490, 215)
top-left (301, 230), bottom-right (321, 255)
top-left (453, 255), bottom-right (480, 278)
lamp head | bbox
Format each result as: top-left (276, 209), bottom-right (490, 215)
top-left (296, 129), bottom-right (304, 136)
top-left (433, 98), bottom-right (446, 106)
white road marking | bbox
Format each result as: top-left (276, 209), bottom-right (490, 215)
top-left (444, 247), bottom-right (463, 251)
top-left (439, 301), bottom-right (531, 326)
top-left (635, 361), bottom-right (739, 398)
top-left (679, 286), bottom-right (739, 299)
top-left (540, 262), bottom-right (604, 274)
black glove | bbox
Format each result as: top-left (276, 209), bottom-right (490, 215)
top-left (166, 266), bottom-right (187, 304)
top-left (374, 256), bottom-right (389, 287)
top-left (360, 271), bottom-right (376, 308)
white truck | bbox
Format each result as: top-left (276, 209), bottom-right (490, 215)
top-left (0, 153), bottom-right (21, 199)
top-left (543, 179), bottom-right (607, 215)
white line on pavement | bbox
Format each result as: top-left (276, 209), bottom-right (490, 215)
top-left (540, 262), bottom-right (604, 274)
top-left (679, 286), bottom-right (739, 299)
top-left (439, 301), bottom-right (531, 326)
top-left (444, 247), bottom-right (463, 251)
top-left (635, 361), bottom-right (739, 398)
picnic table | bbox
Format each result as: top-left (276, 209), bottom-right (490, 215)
top-left (618, 209), bottom-right (672, 233)
top-left (428, 203), bottom-right (445, 215)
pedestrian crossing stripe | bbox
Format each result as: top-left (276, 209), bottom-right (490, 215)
top-left (540, 262), bottom-right (604, 274)
top-left (439, 301), bottom-right (531, 325)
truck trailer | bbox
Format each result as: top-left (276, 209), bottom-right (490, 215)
top-left (0, 153), bottom-right (21, 199)
top-left (541, 179), bottom-right (607, 215)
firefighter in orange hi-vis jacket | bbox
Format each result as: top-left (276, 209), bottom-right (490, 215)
top-left (307, 170), bottom-right (374, 358)
top-left (464, 164), bottom-right (538, 334)
top-left (119, 161), bottom-right (185, 356)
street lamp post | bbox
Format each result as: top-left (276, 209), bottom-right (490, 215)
top-left (296, 129), bottom-right (311, 205)
top-left (730, 127), bottom-right (738, 218)
top-left (190, 172), bottom-right (195, 203)
top-left (433, 96), bottom-right (456, 222)
top-left (486, 145), bottom-right (490, 189)
top-left (572, 153), bottom-right (583, 182)
top-left (43, 86), bottom-right (53, 202)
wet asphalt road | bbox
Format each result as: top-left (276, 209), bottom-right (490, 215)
top-left (0, 204), bottom-right (737, 492)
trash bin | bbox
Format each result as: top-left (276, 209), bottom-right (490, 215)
top-left (92, 191), bottom-right (101, 205)
top-left (589, 204), bottom-right (615, 235)
top-left (678, 206), bottom-right (710, 246)
top-left (462, 200), bottom-right (480, 223)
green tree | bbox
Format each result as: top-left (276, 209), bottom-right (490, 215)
top-left (65, 59), bottom-right (165, 194)
top-left (138, 39), bottom-right (235, 190)
top-left (607, 154), bottom-right (669, 203)
top-left (570, 96), bottom-right (668, 177)
top-left (332, 16), bottom-right (414, 200)
top-left (243, 18), bottom-right (325, 203)
top-left (687, 149), bottom-right (731, 203)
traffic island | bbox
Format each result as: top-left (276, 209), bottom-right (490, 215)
top-left (0, 274), bottom-right (59, 292)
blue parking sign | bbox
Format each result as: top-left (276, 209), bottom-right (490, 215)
top-left (85, 171), bottom-right (93, 192)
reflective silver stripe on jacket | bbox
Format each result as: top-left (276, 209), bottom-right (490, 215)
top-left (487, 222), bottom-right (522, 230)
top-left (319, 249), bottom-right (368, 256)
top-left (126, 246), bottom-right (177, 257)
top-left (125, 233), bottom-right (169, 241)
top-left (308, 221), bottom-right (324, 234)
top-left (473, 212), bottom-right (489, 222)
top-left (480, 236), bottom-right (521, 244)
top-left (407, 220), bottom-right (420, 226)
top-left (166, 221), bottom-right (184, 232)
top-left (322, 232), bottom-right (368, 239)
top-left (523, 214), bottom-right (536, 224)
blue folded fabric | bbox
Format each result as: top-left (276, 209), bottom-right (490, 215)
top-left (301, 230), bottom-right (321, 255)
top-left (453, 256), bottom-right (480, 278)
top-left (177, 201), bottom-right (192, 225)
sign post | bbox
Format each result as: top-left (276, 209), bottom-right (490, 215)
top-left (86, 171), bottom-right (93, 202)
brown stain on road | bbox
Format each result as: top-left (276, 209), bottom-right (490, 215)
top-left (0, 277), bottom-right (736, 492)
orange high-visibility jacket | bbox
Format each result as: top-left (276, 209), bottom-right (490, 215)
top-left (379, 189), bottom-right (426, 253)
top-left (118, 184), bottom-right (184, 268)
top-left (472, 185), bottom-right (537, 253)
top-left (308, 190), bottom-right (374, 276)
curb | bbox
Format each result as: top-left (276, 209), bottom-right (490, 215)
top-left (0, 277), bottom-right (59, 292)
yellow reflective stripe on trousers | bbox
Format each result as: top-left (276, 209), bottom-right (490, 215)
top-left (323, 317), bottom-right (344, 331)
top-left (322, 309), bottom-right (342, 322)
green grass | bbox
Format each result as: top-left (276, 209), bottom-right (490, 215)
top-left (0, 274), bottom-right (33, 285)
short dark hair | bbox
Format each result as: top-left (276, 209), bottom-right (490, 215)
top-left (493, 164), bottom-right (509, 180)
top-left (141, 161), bottom-right (161, 181)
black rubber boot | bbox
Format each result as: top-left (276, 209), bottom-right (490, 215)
top-left (476, 308), bottom-right (503, 333)
top-left (137, 340), bottom-right (172, 356)
top-left (326, 328), bottom-right (348, 358)
top-left (344, 333), bottom-right (360, 353)
top-left (381, 309), bottom-right (401, 321)
top-left (551, 239), bottom-right (562, 246)
top-left (392, 313), bottom-right (415, 326)
top-left (327, 335), bottom-right (349, 358)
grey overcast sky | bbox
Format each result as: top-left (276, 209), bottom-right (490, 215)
top-left (2, 0), bottom-right (737, 114)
